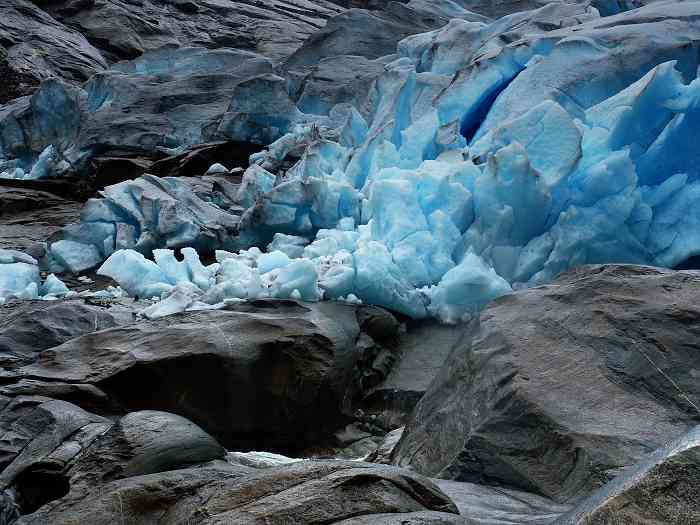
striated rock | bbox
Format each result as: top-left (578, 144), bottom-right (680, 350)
top-left (336, 511), bottom-right (471, 524)
top-left (0, 0), bottom-right (106, 101)
top-left (16, 300), bottom-right (399, 452)
top-left (0, 299), bottom-right (135, 368)
top-left (554, 425), bottom-right (700, 524)
top-left (0, 397), bottom-right (110, 514)
top-left (436, 479), bottom-right (570, 525)
top-left (0, 187), bottom-right (79, 254)
top-left (362, 320), bottom-right (467, 429)
top-left (67, 410), bottom-right (226, 490)
top-left (392, 265), bottom-right (700, 503)
top-left (38, 0), bottom-right (345, 63)
top-left (19, 460), bottom-right (458, 524)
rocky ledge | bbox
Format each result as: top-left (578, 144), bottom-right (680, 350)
top-left (0, 264), bottom-right (698, 523)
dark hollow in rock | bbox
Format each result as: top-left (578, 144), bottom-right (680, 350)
top-left (16, 301), bottom-right (399, 454)
top-left (149, 140), bottom-right (262, 178)
top-left (12, 468), bottom-right (69, 515)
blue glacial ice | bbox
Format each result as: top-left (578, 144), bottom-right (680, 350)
top-left (0, 250), bottom-right (69, 304)
top-left (8, 1), bottom-right (700, 321)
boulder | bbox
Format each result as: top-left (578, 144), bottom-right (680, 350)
top-left (0, 397), bottom-right (226, 520)
top-left (336, 511), bottom-right (471, 524)
top-left (16, 300), bottom-right (399, 452)
top-left (0, 397), bottom-right (110, 514)
top-left (19, 460), bottom-right (459, 524)
top-left (67, 411), bottom-right (226, 490)
top-left (436, 480), bottom-right (570, 525)
top-left (392, 265), bottom-right (700, 503)
top-left (0, 299), bottom-right (135, 369)
top-left (555, 425), bottom-right (700, 524)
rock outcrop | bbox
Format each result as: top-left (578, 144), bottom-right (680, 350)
top-left (13, 300), bottom-right (399, 453)
top-left (392, 265), bottom-right (700, 503)
top-left (18, 460), bottom-right (459, 524)
top-left (555, 425), bottom-right (700, 524)
top-left (0, 0), bottom-right (106, 101)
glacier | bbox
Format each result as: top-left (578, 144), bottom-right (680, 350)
top-left (4, 1), bottom-right (700, 320)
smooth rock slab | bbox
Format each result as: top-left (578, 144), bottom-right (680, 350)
top-left (0, 299), bottom-right (135, 369)
top-left (555, 425), bottom-right (700, 524)
top-left (392, 265), bottom-right (700, 503)
top-left (67, 410), bottom-right (226, 490)
top-left (18, 460), bottom-right (459, 524)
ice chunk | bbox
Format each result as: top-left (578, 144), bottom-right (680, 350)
top-left (141, 281), bottom-right (203, 319)
top-left (266, 234), bottom-right (309, 258)
top-left (204, 257), bottom-right (263, 303)
top-left (265, 259), bottom-right (320, 301)
top-left (97, 250), bottom-right (173, 298)
top-left (50, 240), bottom-right (103, 274)
top-left (0, 261), bottom-right (40, 301)
top-left (257, 250), bottom-right (291, 274)
top-left (41, 274), bottom-right (70, 297)
top-left (237, 165), bottom-right (276, 208)
top-left (205, 163), bottom-right (228, 174)
top-left (427, 252), bottom-right (512, 323)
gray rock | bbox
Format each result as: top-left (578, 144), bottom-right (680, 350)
top-left (0, 187), bottom-right (79, 253)
top-left (0, 0), bottom-right (106, 100)
top-left (0, 299), bottom-right (135, 369)
top-left (19, 460), bottom-right (459, 524)
top-left (67, 410), bottom-right (226, 490)
top-left (0, 48), bottom-right (273, 168)
top-left (436, 479), bottom-right (570, 524)
top-left (555, 425), bottom-right (700, 524)
top-left (392, 265), bottom-right (700, 503)
top-left (336, 511), bottom-right (472, 524)
top-left (283, 3), bottom-right (483, 70)
top-left (40, 0), bottom-right (345, 63)
top-left (363, 320), bottom-right (467, 429)
top-left (293, 55), bottom-right (392, 116)
top-left (16, 300), bottom-right (398, 452)
top-left (368, 426), bottom-right (405, 464)
top-left (0, 396), bottom-right (110, 514)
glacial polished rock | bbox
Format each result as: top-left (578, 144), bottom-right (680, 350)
top-left (38, 0), bottom-right (344, 63)
top-left (0, 299), bottom-right (135, 368)
top-left (392, 265), bottom-right (700, 503)
top-left (0, 0), bottom-right (106, 101)
top-left (19, 460), bottom-right (458, 524)
top-left (16, 300), bottom-right (398, 452)
top-left (555, 425), bottom-right (700, 524)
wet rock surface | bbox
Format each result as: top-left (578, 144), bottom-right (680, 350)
top-left (553, 424), bottom-right (700, 524)
top-left (12, 300), bottom-right (400, 453)
top-left (392, 265), bottom-right (700, 503)
top-left (0, 188), bottom-right (79, 253)
top-left (0, 0), bottom-right (106, 99)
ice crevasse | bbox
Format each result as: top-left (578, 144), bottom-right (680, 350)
top-left (20, 2), bottom-right (700, 321)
